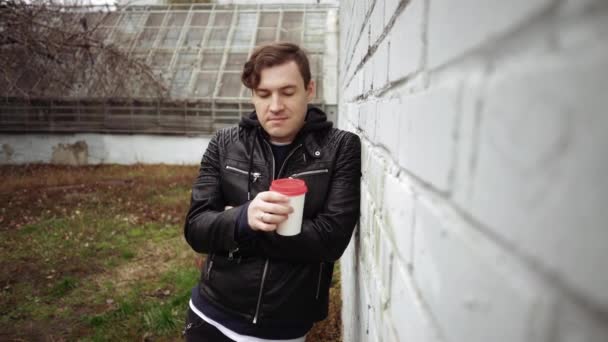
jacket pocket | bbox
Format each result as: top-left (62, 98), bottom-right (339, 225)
top-left (225, 165), bottom-right (262, 183)
top-left (202, 254), bottom-right (264, 315)
top-left (290, 169), bottom-right (329, 178)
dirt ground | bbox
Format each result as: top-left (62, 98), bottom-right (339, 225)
top-left (0, 164), bottom-right (342, 341)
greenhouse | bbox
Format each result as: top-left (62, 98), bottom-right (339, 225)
top-left (0, 3), bottom-right (338, 135)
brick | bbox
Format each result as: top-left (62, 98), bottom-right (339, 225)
top-left (367, 150), bottom-right (386, 209)
top-left (553, 298), bottom-right (608, 342)
top-left (382, 172), bottom-right (415, 265)
top-left (388, 0), bottom-right (424, 82)
top-left (388, 262), bottom-right (442, 342)
top-left (359, 101), bottom-right (377, 139)
top-left (451, 69), bottom-right (485, 208)
top-left (340, 244), bottom-right (357, 341)
top-left (378, 235), bottom-right (393, 307)
top-left (372, 39), bottom-right (389, 90)
top-left (375, 99), bottom-right (400, 155)
top-left (369, 0), bottom-right (385, 45)
top-left (463, 47), bottom-right (608, 308)
top-left (412, 200), bottom-right (549, 342)
top-left (397, 86), bottom-right (460, 192)
top-left (384, 0), bottom-right (401, 27)
top-left (427, 0), bottom-right (553, 68)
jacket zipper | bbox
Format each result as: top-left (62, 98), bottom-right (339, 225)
top-left (253, 259), bottom-right (269, 324)
top-left (290, 168), bottom-right (329, 178)
top-left (206, 253), bottom-right (215, 281)
top-left (315, 262), bottom-right (324, 299)
top-left (252, 141), bottom-right (301, 324)
top-left (226, 165), bottom-right (261, 183)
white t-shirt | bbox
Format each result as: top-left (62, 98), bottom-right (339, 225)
top-left (189, 300), bottom-right (307, 342)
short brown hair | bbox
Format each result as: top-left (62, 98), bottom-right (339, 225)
top-left (241, 42), bottom-right (312, 89)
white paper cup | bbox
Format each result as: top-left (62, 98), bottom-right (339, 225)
top-left (270, 178), bottom-right (307, 236)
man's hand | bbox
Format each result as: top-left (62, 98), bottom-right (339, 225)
top-left (247, 191), bottom-right (293, 232)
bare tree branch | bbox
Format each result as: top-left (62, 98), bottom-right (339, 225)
top-left (0, 0), bottom-right (168, 99)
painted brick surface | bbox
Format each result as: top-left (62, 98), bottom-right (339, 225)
top-left (427, 0), bottom-right (553, 68)
top-left (388, 0), bottom-right (424, 82)
top-left (413, 200), bottom-right (549, 342)
top-left (397, 85), bottom-right (459, 191)
top-left (339, 0), bottom-right (608, 341)
top-left (464, 46), bottom-right (608, 308)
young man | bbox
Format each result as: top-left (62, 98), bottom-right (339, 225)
top-left (183, 42), bottom-right (361, 341)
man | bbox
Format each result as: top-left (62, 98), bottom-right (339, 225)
top-left (183, 42), bottom-right (361, 341)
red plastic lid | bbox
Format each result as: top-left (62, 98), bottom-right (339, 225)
top-left (270, 178), bottom-right (307, 196)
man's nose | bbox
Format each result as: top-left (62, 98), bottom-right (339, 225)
top-left (269, 94), bottom-right (284, 112)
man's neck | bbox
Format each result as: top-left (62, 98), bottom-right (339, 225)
top-left (269, 140), bottom-right (292, 146)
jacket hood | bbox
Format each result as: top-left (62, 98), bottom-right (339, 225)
top-left (238, 105), bottom-right (333, 133)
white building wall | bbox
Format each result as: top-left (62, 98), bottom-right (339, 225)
top-left (0, 134), bottom-right (210, 165)
top-left (338, 1), bottom-right (608, 341)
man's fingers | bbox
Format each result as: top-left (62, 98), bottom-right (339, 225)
top-left (259, 212), bottom-right (288, 224)
top-left (258, 202), bottom-right (293, 215)
top-left (258, 191), bottom-right (289, 203)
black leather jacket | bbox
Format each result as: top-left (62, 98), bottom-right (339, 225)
top-left (184, 106), bottom-right (361, 326)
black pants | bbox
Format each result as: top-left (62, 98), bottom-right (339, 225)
top-left (183, 308), bottom-right (235, 342)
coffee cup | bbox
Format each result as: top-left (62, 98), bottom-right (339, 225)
top-left (270, 178), bottom-right (307, 236)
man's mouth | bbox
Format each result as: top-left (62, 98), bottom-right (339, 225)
top-left (267, 117), bottom-right (288, 122)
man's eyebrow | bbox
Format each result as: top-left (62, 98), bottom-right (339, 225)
top-left (255, 85), bottom-right (297, 92)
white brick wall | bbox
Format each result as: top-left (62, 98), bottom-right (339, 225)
top-left (339, 0), bottom-right (608, 341)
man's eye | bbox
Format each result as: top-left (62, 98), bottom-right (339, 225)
top-left (257, 93), bottom-right (270, 98)
top-left (283, 92), bottom-right (295, 96)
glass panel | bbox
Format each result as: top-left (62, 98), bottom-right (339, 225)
top-left (218, 73), bottom-right (242, 97)
top-left (101, 13), bottom-right (121, 26)
top-left (158, 27), bottom-right (182, 48)
top-left (175, 51), bottom-right (198, 69)
top-left (182, 28), bottom-right (205, 48)
top-left (259, 12), bottom-right (279, 27)
top-left (136, 28), bottom-right (159, 49)
top-left (213, 12), bottom-right (233, 26)
top-left (200, 52), bottom-right (222, 70)
top-left (145, 13), bottom-right (166, 26)
top-left (151, 50), bottom-right (174, 68)
top-left (256, 28), bottom-right (276, 45)
top-left (193, 72), bottom-right (217, 97)
top-left (207, 27), bottom-right (229, 47)
top-left (305, 12), bottom-right (326, 37)
top-left (241, 86), bottom-right (251, 98)
top-left (280, 28), bottom-right (302, 45)
top-left (190, 12), bottom-right (210, 26)
top-left (171, 69), bottom-right (192, 97)
top-left (309, 54), bottom-right (322, 77)
top-left (306, 12), bottom-right (326, 28)
top-left (225, 53), bottom-right (247, 71)
top-left (167, 13), bottom-right (187, 27)
top-left (315, 78), bottom-right (323, 100)
top-left (282, 12), bottom-right (303, 29)
top-left (303, 34), bottom-right (324, 51)
top-left (111, 30), bottom-right (137, 47)
top-left (237, 12), bottom-right (256, 27)
top-left (232, 29), bottom-right (253, 47)
top-left (119, 13), bottom-right (145, 33)
top-left (93, 27), bottom-right (112, 44)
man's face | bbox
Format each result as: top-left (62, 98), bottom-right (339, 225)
top-left (252, 61), bottom-right (315, 144)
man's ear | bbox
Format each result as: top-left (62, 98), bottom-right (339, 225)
top-left (306, 79), bottom-right (316, 102)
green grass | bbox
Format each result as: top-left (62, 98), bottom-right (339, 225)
top-left (0, 164), bottom-right (199, 341)
top-left (0, 164), bottom-right (343, 341)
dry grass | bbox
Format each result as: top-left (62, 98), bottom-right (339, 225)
top-left (0, 164), bottom-right (343, 341)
